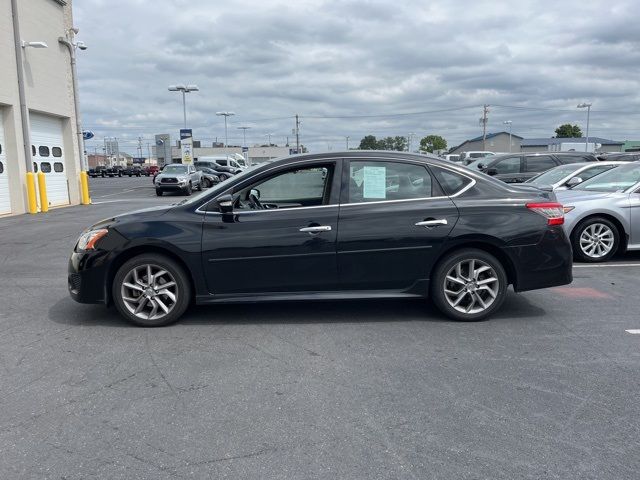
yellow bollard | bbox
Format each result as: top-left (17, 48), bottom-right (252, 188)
top-left (80, 171), bottom-right (91, 205)
top-left (37, 171), bottom-right (48, 213)
top-left (26, 172), bottom-right (38, 214)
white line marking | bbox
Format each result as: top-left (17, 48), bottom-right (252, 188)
top-left (574, 264), bottom-right (640, 268)
top-left (626, 329), bottom-right (640, 334)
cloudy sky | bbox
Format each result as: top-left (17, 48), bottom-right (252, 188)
top-left (75, 0), bottom-right (640, 155)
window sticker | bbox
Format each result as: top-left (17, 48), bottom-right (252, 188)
top-left (363, 166), bottom-right (386, 199)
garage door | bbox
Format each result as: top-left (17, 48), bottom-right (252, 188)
top-left (0, 109), bottom-right (10, 215)
top-left (30, 113), bottom-right (69, 207)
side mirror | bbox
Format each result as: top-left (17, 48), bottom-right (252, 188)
top-left (217, 194), bottom-right (234, 214)
top-left (477, 163), bottom-right (486, 170)
top-left (486, 168), bottom-right (498, 176)
top-left (566, 176), bottom-right (583, 188)
top-left (250, 188), bottom-right (260, 199)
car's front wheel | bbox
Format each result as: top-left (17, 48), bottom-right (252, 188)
top-left (112, 254), bottom-right (191, 327)
top-left (572, 217), bottom-right (619, 263)
top-left (155, 189), bottom-right (163, 196)
top-left (202, 178), bottom-right (211, 188)
top-left (184, 183), bottom-right (192, 195)
top-left (431, 248), bottom-right (507, 321)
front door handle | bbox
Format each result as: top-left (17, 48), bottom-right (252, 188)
top-left (415, 219), bottom-right (448, 227)
top-left (299, 225), bottom-right (332, 233)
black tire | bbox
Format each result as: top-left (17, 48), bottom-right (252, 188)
top-left (219, 174), bottom-right (229, 181)
top-left (184, 183), bottom-right (192, 195)
top-left (202, 178), bottom-right (211, 189)
top-left (430, 248), bottom-right (508, 321)
top-left (571, 216), bottom-right (620, 263)
top-left (112, 254), bottom-right (191, 327)
top-left (155, 189), bottom-right (163, 196)
top-left (195, 181), bottom-right (202, 191)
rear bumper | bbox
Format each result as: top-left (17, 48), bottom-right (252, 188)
top-left (505, 227), bottom-right (573, 292)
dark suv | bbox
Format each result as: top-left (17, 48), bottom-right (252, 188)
top-left (472, 152), bottom-right (597, 183)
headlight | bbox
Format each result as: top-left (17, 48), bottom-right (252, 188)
top-left (76, 229), bottom-right (109, 251)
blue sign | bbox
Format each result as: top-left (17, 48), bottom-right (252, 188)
top-left (132, 157), bottom-right (145, 164)
top-left (180, 129), bottom-right (193, 140)
top-left (82, 131), bottom-right (94, 140)
top-left (242, 146), bottom-right (249, 152)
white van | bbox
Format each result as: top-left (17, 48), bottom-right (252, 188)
top-left (459, 151), bottom-right (496, 165)
top-left (197, 155), bottom-right (246, 173)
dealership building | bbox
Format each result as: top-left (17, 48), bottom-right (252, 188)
top-left (0, 0), bottom-right (83, 215)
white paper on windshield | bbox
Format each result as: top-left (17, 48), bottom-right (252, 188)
top-left (363, 166), bottom-right (386, 199)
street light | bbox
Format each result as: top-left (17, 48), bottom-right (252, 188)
top-left (216, 112), bottom-right (235, 148)
top-left (407, 132), bottom-right (416, 152)
top-left (577, 103), bottom-right (592, 152)
top-left (345, 136), bottom-right (350, 150)
top-left (168, 84), bottom-right (199, 129)
top-left (237, 126), bottom-right (251, 148)
top-left (503, 120), bottom-right (513, 152)
top-left (264, 133), bottom-right (273, 146)
top-left (59, 28), bottom-right (87, 171)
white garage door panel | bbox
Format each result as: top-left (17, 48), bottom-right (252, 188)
top-left (30, 113), bottom-right (69, 207)
top-left (0, 109), bottom-right (10, 215)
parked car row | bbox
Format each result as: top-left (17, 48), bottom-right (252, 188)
top-left (457, 151), bottom-right (640, 263)
top-left (88, 165), bottom-right (159, 178)
top-left (152, 157), bottom-right (248, 195)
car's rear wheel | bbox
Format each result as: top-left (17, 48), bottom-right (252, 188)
top-left (219, 173), bottom-right (229, 181)
top-left (431, 248), bottom-right (507, 321)
top-left (112, 254), bottom-right (191, 327)
top-left (202, 178), bottom-right (211, 188)
top-left (572, 217), bottom-right (619, 263)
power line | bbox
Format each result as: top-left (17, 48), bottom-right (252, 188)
top-left (302, 105), bottom-right (480, 119)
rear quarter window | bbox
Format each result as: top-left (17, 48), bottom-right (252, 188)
top-left (430, 165), bottom-right (473, 195)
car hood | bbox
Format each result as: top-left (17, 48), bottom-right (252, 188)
top-left (92, 204), bottom-right (173, 229)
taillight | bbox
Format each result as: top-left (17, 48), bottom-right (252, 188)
top-left (526, 202), bottom-right (565, 226)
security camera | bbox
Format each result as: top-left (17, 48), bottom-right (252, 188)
top-left (76, 41), bottom-right (88, 50)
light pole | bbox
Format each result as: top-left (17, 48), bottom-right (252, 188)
top-left (577, 103), bottom-right (592, 152)
top-left (345, 136), bottom-right (350, 150)
top-left (503, 120), bottom-right (513, 152)
top-left (264, 133), bottom-right (273, 146)
top-left (59, 28), bottom-right (87, 171)
top-left (216, 112), bottom-right (235, 148)
top-left (237, 126), bottom-right (251, 148)
top-left (168, 84), bottom-right (199, 128)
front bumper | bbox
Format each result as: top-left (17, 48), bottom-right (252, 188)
top-left (505, 226), bottom-right (573, 292)
top-left (68, 250), bottom-right (110, 304)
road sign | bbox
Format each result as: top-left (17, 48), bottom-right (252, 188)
top-left (242, 146), bottom-right (249, 152)
top-left (82, 131), bottom-right (94, 140)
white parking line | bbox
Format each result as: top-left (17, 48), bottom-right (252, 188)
top-left (574, 264), bottom-right (640, 268)
top-left (626, 330), bottom-right (640, 334)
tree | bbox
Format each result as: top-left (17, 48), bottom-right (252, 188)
top-left (419, 135), bottom-right (447, 153)
top-left (376, 136), bottom-right (407, 151)
top-left (555, 124), bottom-right (582, 138)
top-left (359, 135), bottom-right (379, 150)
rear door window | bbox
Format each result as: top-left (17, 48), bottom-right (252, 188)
top-left (348, 161), bottom-right (433, 203)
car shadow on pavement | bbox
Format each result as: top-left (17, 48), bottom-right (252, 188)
top-left (49, 291), bottom-right (546, 328)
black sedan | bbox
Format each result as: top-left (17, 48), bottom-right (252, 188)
top-left (69, 151), bottom-right (572, 326)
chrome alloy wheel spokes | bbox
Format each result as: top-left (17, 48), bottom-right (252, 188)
top-left (443, 259), bottom-right (499, 314)
top-left (121, 264), bottom-right (178, 320)
top-left (579, 223), bottom-right (614, 258)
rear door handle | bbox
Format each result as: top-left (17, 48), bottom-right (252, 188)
top-left (415, 219), bottom-right (448, 227)
top-left (299, 225), bottom-right (332, 233)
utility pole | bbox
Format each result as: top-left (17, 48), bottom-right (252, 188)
top-left (137, 136), bottom-right (143, 161)
top-left (295, 114), bottom-right (300, 153)
top-left (345, 136), bottom-right (350, 150)
top-left (503, 121), bottom-right (513, 152)
top-left (146, 143), bottom-right (151, 161)
top-left (481, 104), bottom-right (489, 150)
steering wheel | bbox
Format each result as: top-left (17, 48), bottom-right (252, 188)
top-left (248, 192), bottom-right (263, 210)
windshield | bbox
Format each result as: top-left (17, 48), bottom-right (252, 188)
top-left (466, 159), bottom-right (487, 170)
top-left (162, 165), bottom-right (188, 174)
top-left (526, 164), bottom-right (583, 185)
top-left (573, 163), bottom-right (640, 192)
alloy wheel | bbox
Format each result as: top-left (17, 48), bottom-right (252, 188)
top-left (443, 259), bottom-right (499, 314)
top-left (579, 223), bottom-right (614, 259)
top-left (120, 264), bottom-right (178, 321)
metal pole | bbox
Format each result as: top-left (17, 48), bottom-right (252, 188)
top-left (182, 90), bottom-right (187, 129)
top-left (10, 0), bottom-right (34, 173)
top-left (346, 136), bottom-right (349, 149)
top-left (482, 105), bottom-right (489, 151)
top-left (585, 105), bottom-right (590, 152)
top-left (224, 115), bottom-right (228, 148)
top-left (509, 124), bottom-right (512, 153)
top-left (295, 114), bottom-right (300, 153)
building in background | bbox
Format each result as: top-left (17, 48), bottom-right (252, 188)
top-left (520, 137), bottom-right (623, 153)
top-left (0, 0), bottom-right (83, 215)
top-left (152, 140), bottom-right (289, 166)
top-left (448, 132), bottom-right (523, 155)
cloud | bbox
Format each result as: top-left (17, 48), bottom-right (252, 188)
top-left (75, 0), bottom-right (640, 154)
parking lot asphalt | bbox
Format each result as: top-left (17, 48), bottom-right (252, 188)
top-left (1, 177), bottom-right (639, 479)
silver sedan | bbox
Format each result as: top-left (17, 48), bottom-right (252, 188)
top-left (524, 161), bottom-right (624, 191)
top-left (556, 162), bottom-right (640, 262)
